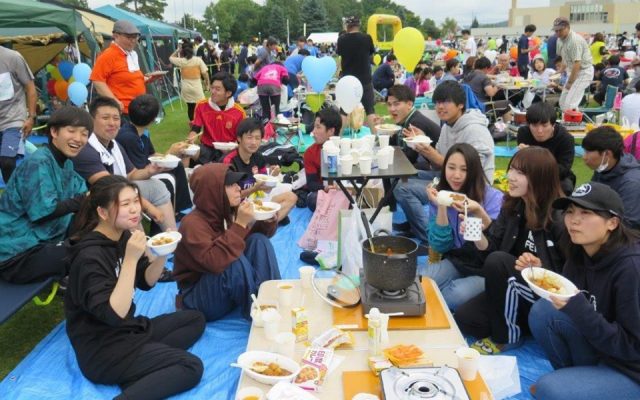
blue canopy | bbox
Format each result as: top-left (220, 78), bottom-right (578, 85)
top-left (95, 5), bottom-right (194, 38)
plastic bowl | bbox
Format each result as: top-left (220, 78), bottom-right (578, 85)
top-left (147, 231), bottom-right (182, 256)
top-left (213, 142), bottom-right (238, 151)
top-left (148, 154), bottom-right (181, 169)
top-left (235, 386), bottom-right (265, 400)
top-left (182, 144), bottom-right (200, 156)
top-left (254, 174), bottom-right (279, 188)
top-left (253, 201), bottom-right (281, 221)
top-left (403, 135), bottom-right (432, 150)
top-left (236, 350), bottom-right (300, 385)
top-left (375, 124), bottom-right (402, 135)
top-left (521, 267), bottom-right (578, 301)
top-left (250, 302), bottom-right (279, 327)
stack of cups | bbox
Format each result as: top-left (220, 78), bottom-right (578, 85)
top-left (359, 156), bottom-right (373, 174)
top-left (340, 154), bottom-right (353, 175)
top-left (378, 134), bottom-right (390, 149)
top-left (340, 138), bottom-right (352, 156)
top-left (385, 146), bottom-right (395, 165)
top-left (376, 150), bottom-right (389, 169)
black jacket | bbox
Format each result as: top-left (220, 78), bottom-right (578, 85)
top-left (516, 124), bottom-right (576, 186)
top-left (483, 202), bottom-right (566, 273)
top-left (389, 110), bottom-right (441, 168)
top-left (562, 244), bottom-right (640, 384)
top-left (64, 231), bottom-right (153, 383)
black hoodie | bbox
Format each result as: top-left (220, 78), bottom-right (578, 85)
top-left (64, 231), bottom-right (153, 383)
top-left (561, 243), bottom-right (640, 384)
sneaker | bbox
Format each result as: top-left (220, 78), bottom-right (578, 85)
top-left (57, 275), bottom-right (69, 296)
top-left (158, 267), bottom-right (174, 283)
top-left (300, 250), bottom-right (320, 266)
top-left (471, 337), bottom-right (523, 355)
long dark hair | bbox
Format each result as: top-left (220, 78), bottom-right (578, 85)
top-left (71, 175), bottom-right (140, 240)
top-left (436, 143), bottom-right (489, 205)
top-left (503, 147), bottom-right (563, 230)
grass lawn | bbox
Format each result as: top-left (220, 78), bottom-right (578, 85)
top-left (0, 98), bottom-right (593, 381)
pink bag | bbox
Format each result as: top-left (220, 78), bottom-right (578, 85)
top-left (624, 131), bottom-right (640, 160)
top-left (297, 190), bottom-right (350, 250)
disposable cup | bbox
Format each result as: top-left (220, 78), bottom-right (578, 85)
top-left (262, 308), bottom-right (282, 341)
top-left (340, 138), bottom-right (352, 155)
top-left (299, 266), bottom-right (315, 289)
top-left (235, 386), bottom-right (265, 400)
top-left (455, 347), bottom-right (480, 381)
top-left (340, 155), bottom-right (353, 174)
top-left (463, 217), bottom-right (483, 241)
top-left (359, 156), bottom-right (372, 174)
top-left (378, 134), bottom-right (390, 148)
top-left (384, 147), bottom-right (395, 165)
top-left (329, 136), bottom-right (341, 147)
top-left (278, 282), bottom-right (294, 307)
top-left (376, 151), bottom-right (389, 169)
top-left (350, 150), bottom-right (360, 164)
top-left (275, 332), bottom-right (296, 359)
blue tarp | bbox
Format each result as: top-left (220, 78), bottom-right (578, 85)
top-left (0, 207), bottom-right (550, 399)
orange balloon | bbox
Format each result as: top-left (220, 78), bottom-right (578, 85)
top-left (509, 46), bottom-right (518, 60)
top-left (533, 36), bottom-right (541, 46)
top-left (444, 49), bottom-right (458, 61)
top-left (55, 80), bottom-right (69, 101)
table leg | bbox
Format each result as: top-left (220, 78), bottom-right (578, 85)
top-left (369, 178), bottom-right (399, 223)
top-left (335, 180), bottom-right (356, 208)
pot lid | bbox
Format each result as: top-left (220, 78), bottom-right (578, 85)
top-left (311, 268), bottom-right (361, 308)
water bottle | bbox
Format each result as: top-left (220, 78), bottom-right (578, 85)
top-left (367, 307), bottom-right (382, 356)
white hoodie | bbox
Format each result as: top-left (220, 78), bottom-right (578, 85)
top-left (435, 109), bottom-right (495, 182)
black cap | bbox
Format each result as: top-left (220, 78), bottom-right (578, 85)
top-left (224, 169), bottom-right (248, 185)
top-left (552, 182), bottom-right (624, 217)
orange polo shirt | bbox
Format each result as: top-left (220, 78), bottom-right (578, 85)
top-left (90, 43), bottom-right (146, 114)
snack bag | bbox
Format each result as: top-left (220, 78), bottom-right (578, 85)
top-left (294, 347), bottom-right (334, 392)
top-left (311, 327), bottom-right (355, 349)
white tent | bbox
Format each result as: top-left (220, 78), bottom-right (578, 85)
top-left (307, 32), bottom-right (339, 44)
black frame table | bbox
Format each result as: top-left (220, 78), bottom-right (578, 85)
top-left (321, 146), bottom-right (417, 223)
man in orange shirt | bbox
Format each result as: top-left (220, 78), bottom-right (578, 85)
top-left (90, 20), bottom-right (155, 116)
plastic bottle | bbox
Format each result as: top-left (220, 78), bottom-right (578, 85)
top-left (367, 307), bottom-right (382, 356)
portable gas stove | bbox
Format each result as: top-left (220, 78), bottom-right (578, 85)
top-left (380, 366), bottom-right (471, 400)
top-left (360, 276), bottom-right (426, 316)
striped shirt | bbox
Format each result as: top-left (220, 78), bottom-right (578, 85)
top-left (558, 31), bottom-right (592, 70)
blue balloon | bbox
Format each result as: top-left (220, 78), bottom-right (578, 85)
top-left (67, 82), bottom-right (88, 106)
top-left (301, 56), bottom-right (336, 93)
top-left (72, 63), bottom-right (92, 85)
top-left (58, 61), bottom-right (74, 81)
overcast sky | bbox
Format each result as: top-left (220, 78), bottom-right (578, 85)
top-left (87, 0), bottom-right (550, 26)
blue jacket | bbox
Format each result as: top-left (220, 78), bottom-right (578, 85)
top-left (592, 153), bottom-right (640, 229)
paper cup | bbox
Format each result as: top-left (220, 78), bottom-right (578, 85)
top-left (378, 134), bottom-right (390, 148)
top-left (329, 136), bottom-right (341, 147)
top-left (278, 282), bottom-right (294, 307)
top-left (340, 155), bottom-right (353, 175)
top-left (359, 156), bottom-right (372, 174)
top-left (350, 150), bottom-right (360, 164)
top-left (299, 266), bottom-right (315, 289)
top-left (384, 147), bottom-right (395, 165)
top-left (463, 217), bottom-right (483, 241)
top-left (236, 386), bottom-right (265, 400)
top-left (275, 332), bottom-right (296, 359)
top-left (456, 347), bottom-right (480, 381)
top-left (376, 151), bottom-right (389, 169)
top-left (262, 308), bottom-right (282, 341)
top-left (340, 138), bottom-right (352, 155)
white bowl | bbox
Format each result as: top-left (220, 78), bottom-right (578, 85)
top-left (213, 142), bottom-right (238, 151)
top-left (375, 124), bottom-right (402, 135)
top-left (147, 231), bottom-right (182, 256)
top-left (236, 350), bottom-right (301, 385)
top-left (148, 154), bottom-right (181, 169)
top-left (250, 302), bottom-right (279, 327)
top-left (403, 135), bottom-right (432, 150)
top-left (235, 386), bottom-right (265, 400)
top-left (253, 201), bottom-right (281, 221)
top-left (182, 144), bottom-right (200, 156)
top-left (254, 174), bottom-right (279, 188)
top-left (521, 267), bottom-right (578, 301)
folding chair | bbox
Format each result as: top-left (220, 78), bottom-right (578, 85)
top-left (580, 85), bottom-right (618, 123)
top-left (0, 278), bottom-right (58, 324)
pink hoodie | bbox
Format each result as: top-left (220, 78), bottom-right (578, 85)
top-left (254, 63), bottom-right (288, 87)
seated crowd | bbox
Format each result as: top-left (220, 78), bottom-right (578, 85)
top-left (2, 48), bottom-right (640, 398)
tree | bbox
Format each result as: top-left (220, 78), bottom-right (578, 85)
top-left (301, 0), bottom-right (328, 33)
top-left (324, 0), bottom-right (362, 32)
top-left (117, 0), bottom-right (167, 21)
top-left (440, 17), bottom-right (458, 38)
top-left (178, 14), bottom-right (207, 35)
top-left (59, 0), bottom-right (88, 8)
top-left (471, 16), bottom-right (479, 28)
top-left (205, 0), bottom-right (262, 43)
top-left (262, 3), bottom-right (288, 41)
top-left (421, 18), bottom-right (440, 40)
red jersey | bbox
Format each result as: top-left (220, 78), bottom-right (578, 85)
top-left (303, 143), bottom-right (322, 183)
top-left (192, 99), bottom-right (246, 147)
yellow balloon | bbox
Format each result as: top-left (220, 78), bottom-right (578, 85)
top-left (306, 92), bottom-right (325, 113)
top-left (50, 67), bottom-right (63, 81)
top-left (392, 27), bottom-right (424, 72)
top-left (373, 54), bottom-right (382, 66)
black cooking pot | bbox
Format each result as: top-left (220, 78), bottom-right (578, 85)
top-left (362, 230), bottom-right (418, 292)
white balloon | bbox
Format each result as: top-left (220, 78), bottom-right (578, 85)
top-left (335, 75), bottom-right (363, 114)
top-left (484, 49), bottom-right (498, 64)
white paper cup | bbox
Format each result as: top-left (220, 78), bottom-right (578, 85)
top-left (262, 308), bottom-right (282, 341)
top-left (277, 282), bottom-right (294, 307)
top-left (299, 266), bottom-right (315, 289)
top-left (340, 138), bottom-right (352, 155)
top-left (376, 151), bottom-right (389, 169)
top-left (275, 332), bottom-right (296, 359)
top-left (329, 136), bottom-right (341, 147)
top-left (463, 217), bottom-right (483, 241)
top-left (359, 156), bottom-right (373, 174)
top-left (340, 155), bottom-right (353, 174)
top-left (378, 134), bottom-right (390, 148)
top-left (456, 347), bottom-right (480, 381)
top-left (236, 386), bottom-right (265, 400)
top-left (384, 147), bottom-right (395, 165)
top-left (350, 150), bottom-right (360, 164)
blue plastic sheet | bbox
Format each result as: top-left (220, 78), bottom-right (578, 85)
top-left (0, 207), bottom-right (551, 399)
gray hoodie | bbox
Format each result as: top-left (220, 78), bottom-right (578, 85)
top-left (435, 109), bottom-right (495, 181)
top-left (592, 153), bottom-right (640, 229)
